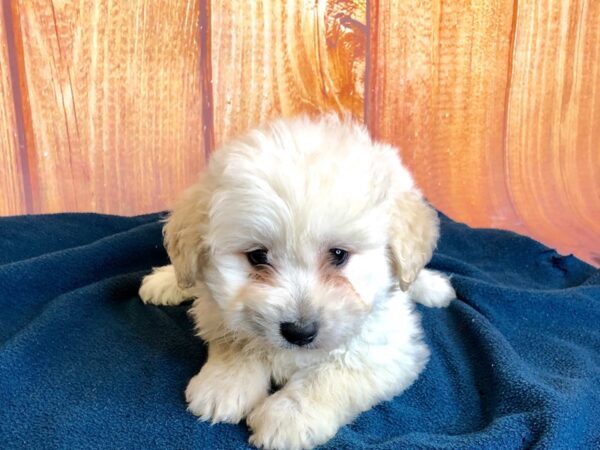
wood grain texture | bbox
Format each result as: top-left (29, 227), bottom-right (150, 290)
top-left (0, 0), bottom-right (597, 265)
top-left (367, 0), bottom-right (522, 229)
top-left (506, 0), bottom-right (600, 265)
top-left (211, 0), bottom-right (366, 145)
top-left (15, 0), bottom-right (205, 214)
top-left (0, 1), bottom-right (27, 215)
top-left (367, 0), bottom-right (599, 264)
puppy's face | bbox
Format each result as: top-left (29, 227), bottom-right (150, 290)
top-left (204, 172), bottom-right (393, 351)
top-left (165, 116), bottom-right (439, 351)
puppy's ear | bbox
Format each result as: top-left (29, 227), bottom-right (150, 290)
top-left (389, 189), bottom-right (439, 291)
top-left (163, 182), bottom-right (210, 289)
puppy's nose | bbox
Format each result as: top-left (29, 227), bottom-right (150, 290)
top-left (280, 321), bottom-right (318, 346)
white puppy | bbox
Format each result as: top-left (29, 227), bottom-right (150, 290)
top-left (139, 114), bottom-right (454, 449)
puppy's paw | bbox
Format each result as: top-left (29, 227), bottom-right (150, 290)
top-left (410, 269), bottom-right (455, 308)
top-left (186, 364), bottom-right (268, 424)
top-left (139, 265), bottom-right (190, 306)
top-left (247, 392), bottom-right (337, 450)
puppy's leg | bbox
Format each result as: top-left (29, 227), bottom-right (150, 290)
top-left (139, 265), bottom-right (191, 306)
top-left (247, 359), bottom-right (421, 450)
top-left (186, 342), bottom-right (270, 424)
top-left (409, 268), bottom-right (455, 308)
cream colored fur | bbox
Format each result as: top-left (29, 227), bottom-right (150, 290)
top-left (139, 114), bottom-right (455, 449)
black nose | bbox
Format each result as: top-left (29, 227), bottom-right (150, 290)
top-left (280, 321), bottom-right (318, 346)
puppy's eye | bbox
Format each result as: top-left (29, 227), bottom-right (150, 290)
top-left (246, 249), bottom-right (269, 267)
top-left (329, 248), bottom-right (349, 267)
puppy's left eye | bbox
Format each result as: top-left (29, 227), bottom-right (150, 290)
top-left (246, 249), bottom-right (270, 267)
top-left (329, 248), bottom-right (349, 267)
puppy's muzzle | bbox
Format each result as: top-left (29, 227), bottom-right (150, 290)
top-left (280, 321), bottom-right (318, 346)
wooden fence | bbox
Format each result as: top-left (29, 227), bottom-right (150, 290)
top-left (0, 0), bottom-right (598, 265)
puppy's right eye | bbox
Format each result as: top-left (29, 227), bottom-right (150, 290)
top-left (246, 249), bottom-right (269, 267)
top-left (329, 248), bottom-right (349, 267)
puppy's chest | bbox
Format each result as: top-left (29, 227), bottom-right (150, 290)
top-left (266, 349), bottom-right (326, 385)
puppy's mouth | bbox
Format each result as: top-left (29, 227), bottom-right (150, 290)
top-left (258, 325), bottom-right (339, 352)
top-left (278, 340), bottom-right (320, 351)
top-left (242, 307), bottom-right (343, 352)
top-left (254, 320), bottom-right (324, 351)
top-left (276, 326), bottom-right (345, 353)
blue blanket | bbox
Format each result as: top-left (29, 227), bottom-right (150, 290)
top-left (0, 213), bottom-right (598, 449)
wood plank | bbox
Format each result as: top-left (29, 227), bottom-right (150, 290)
top-left (211, 0), bottom-right (366, 145)
top-left (0, 1), bottom-right (27, 216)
top-left (16, 0), bottom-right (206, 214)
top-left (506, 0), bottom-right (600, 265)
top-left (366, 0), bottom-right (599, 265)
top-left (366, 0), bottom-right (521, 230)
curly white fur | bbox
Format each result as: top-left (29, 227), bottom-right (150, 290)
top-left (139, 114), bottom-right (455, 449)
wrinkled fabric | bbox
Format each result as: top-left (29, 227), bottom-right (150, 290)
top-left (0, 212), bottom-right (598, 449)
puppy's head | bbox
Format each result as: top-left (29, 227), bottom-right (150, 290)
top-left (165, 115), bottom-right (438, 351)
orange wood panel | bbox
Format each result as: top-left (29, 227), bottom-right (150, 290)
top-left (0, 1), bottom-right (27, 215)
top-left (15, 0), bottom-right (206, 214)
top-left (211, 0), bottom-right (366, 145)
top-left (366, 0), bottom-right (521, 229)
top-left (506, 0), bottom-right (600, 265)
top-left (366, 0), bottom-right (599, 265)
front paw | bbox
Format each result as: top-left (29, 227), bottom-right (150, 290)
top-left (247, 392), bottom-right (338, 450)
top-left (185, 364), bottom-right (268, 424)
top-left (411, 269), bottom-right (456, 308)
top-left (139, 265), bottom-right (190, 306)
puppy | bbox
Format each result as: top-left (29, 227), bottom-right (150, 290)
top-left (139, 114), bottom-right (455, 449)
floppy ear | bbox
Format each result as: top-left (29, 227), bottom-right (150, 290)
top-left (388, 189), bottom-right (440, 291)
top-left (163, 182), bottom-right (210, 289)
